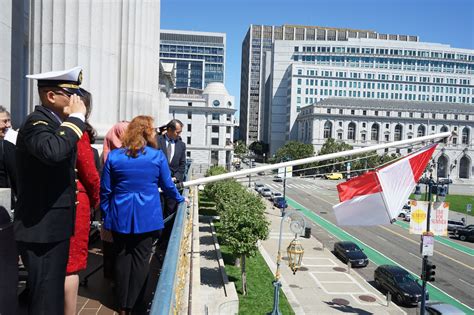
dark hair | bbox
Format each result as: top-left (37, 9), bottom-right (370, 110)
top-left (79, 88), bottom-right (97, 144)
top-left (166, 119), bottom-right (183, 131)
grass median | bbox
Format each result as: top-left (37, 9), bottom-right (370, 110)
top-left (214, 221), bottom-right (295, 315)
top-left (409, 193), bottom-right (474, 216)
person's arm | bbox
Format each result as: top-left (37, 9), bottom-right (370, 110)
top-left (76, 133), bottom-right (100, 208)
top-left (22, 116), bottom-right (86, 165)
top-left (100, 154), bottom-right (113, 220)
top-left (174, 142), bottom-right (186, 182)
top-left (157, 152), bottom-right (185, 203)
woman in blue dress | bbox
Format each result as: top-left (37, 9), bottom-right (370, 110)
top-left (100, 115), bottom-right (185, 315)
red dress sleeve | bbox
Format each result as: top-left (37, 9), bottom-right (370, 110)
top-left (76, 133), bottom-right (100, 209)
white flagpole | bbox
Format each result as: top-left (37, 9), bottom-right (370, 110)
top-left (182, 131), bottom-right (452, 188)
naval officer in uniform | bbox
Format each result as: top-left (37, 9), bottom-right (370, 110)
top-left (14, 67), bottom-right (87, 314)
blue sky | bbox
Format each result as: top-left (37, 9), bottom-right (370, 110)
top-left (161, 0), bottom-right (474, 119)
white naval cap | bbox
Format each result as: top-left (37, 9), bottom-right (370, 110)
top-left (26, 66), bottom-right (83, 95)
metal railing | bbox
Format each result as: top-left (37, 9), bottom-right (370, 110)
top-left (150, 164), bottom-right (191, 315)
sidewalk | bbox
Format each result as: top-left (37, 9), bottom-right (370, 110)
top-left (259, 203), bottom-right (406, 315)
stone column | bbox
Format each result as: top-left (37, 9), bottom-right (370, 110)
top-left (29, 0), bottom-right (161, 137)
top-left (0, 0), bottom-right (12, 111)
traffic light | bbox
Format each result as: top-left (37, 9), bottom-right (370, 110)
top-left (422, 261), bottom-right (436, 282)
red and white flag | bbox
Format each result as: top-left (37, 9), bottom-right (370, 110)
top-left (333, 144), bottom-right (437, 226)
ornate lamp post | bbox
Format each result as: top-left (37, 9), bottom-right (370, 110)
top-left (268, 211), bottom-right (306, 315)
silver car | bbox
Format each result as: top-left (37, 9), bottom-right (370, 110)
top-left (425, 301), bottom-right (465, 315)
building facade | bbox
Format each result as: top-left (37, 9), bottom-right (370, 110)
top-left (160, 29), bottom-right (225, 90)
top-left (239, 24), bottom-right (474, 154)
top-left (2, 0), bottom-right (162, 136)
top-left (168, 83), bottom-right (236, 175)
top-left (296, 98), bottom-right (474, 181)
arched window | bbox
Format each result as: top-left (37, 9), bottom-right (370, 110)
top-left (394, 124), bottom-right (403, 141)
top-left (417, 125), bottom-right (425, 137)
top-left (437, 155), bottom-right (448, 178)
top-left (371, 123), bottom-right (379, 141)
top-left (323, 121), bottom-right (332, 139)
top-left (440, 126), bottom-right (449, 143)
top-left (462, 127), bottom-right (470, 145)
top-left (459, 155), bottom-right (471, 179)
top-left (347, 122), bottom-right (356, 140)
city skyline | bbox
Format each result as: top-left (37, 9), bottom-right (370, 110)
top-left (161, 0), bottom-right (474, 121)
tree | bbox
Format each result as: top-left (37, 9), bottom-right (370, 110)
top-left (317, 138), bottom-right (353, 174)
top-left (273, 141), bottom-right (314, 174)
top-left (234, 140), bottom-right (248, 157)
top-left (249, 140), bottom-right (267, 156)
top-left (274, 141), bottom-right (314, 162)
top-left (218, 189), bottom-right (269, 295)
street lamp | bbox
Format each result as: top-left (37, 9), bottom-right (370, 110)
top-left (282, 157), bottom-right (290, 217)
top-left (268, 211), bottom-right (306, 315)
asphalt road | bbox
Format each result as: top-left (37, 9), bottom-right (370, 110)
top-left (242, 174), bottom-right (474, 313)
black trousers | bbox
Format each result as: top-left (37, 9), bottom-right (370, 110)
top-left (113, 232), bottom-right (155, 310)
top-left (157, 195), bottom-right (180, 250)
top-left (0, 214), bottom-right (18, 315)
top-left (18, 239), bottom-right (70, 315)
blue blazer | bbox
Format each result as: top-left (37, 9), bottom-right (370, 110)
top-left (100, 146), bottom-right (184, 234)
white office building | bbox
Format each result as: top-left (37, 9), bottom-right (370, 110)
top-left (168, 83), bottom-right (236, 174)
top-left (245, 25), bottom-right (474, 154)
top-left (296, 98), bottom-right (474, 181)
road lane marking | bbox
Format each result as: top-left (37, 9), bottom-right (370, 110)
top-left (378, 226), bottom-right (474, 271)
top-left (409, 252), bottom-right (422, 261)
top-left (376, 236), bottom-right (387, 241)
top-left (286, 197), bottom-right (474, 314)
top-left (459, 279), bottom-right (474, 287)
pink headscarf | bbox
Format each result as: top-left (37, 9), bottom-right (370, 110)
top-left (102, 121), bottom-right (130, 163)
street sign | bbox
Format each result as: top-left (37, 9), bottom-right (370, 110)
top-left (467, 204), bottom-right (472, 213)
top-left (421, 232), bottom-right (434, 256)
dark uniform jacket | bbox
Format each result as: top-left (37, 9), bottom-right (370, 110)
top-left (14, 106), bottom-right (86, 243)
top-left (156, 134), bottom-right (186, 183)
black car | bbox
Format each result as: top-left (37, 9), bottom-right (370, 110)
top-left (333, 241), bottom-right (368, 267)
top-left (454, 224), bottom-right (474, 242)
top-left (273, 176), bottom-right (283, 182)
top-left (374, 265), bottom-right (428, 306)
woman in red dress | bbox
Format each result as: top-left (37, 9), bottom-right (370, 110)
top-left (64, 89), bottom-right (100, 315)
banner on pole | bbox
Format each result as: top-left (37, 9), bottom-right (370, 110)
top-left (409, 201), bottom-right (449, 236)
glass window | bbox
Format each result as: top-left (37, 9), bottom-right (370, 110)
top-left (212, 126), bottom-right (219, 133)
top-left (347, 122), bottom-right (356, 140)
top-left (462, 127), bottom-right (470, 144)
top-left (187, 137), bottom-right (191, 145)
top-left (323, 121), bottom-right (332, 139)
top-left (211, 138), bottom-right (219, 145)
top-left (227, 114), bottom-right (232, 121)
top-left (187, 124), bottom-right (192, 132)
top-left (226, 126), bottom-right (231, 133)
top-left (188, 112), bottom-right (192, 119)
top-left (371, 124), bottom-right (379, 141)
top-left (212, 113), bottom-right (220, 121)
top-left (394, 124), bottom-right (402, 141)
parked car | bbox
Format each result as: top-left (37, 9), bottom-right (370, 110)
top-left (270, 192), bottom-right (283, 201)
top-left (254, 183), bottom-right (265, 193)
top-left (333, 241), bottom-right (368, 267)
top-left (260, 187), bottom-right (272, 197)
top-left (398, 205), bottom-right (411, 218)
top-left (273, 175), bottom-right (283, 182)
top-left (325, 172), bottom-right (343, 180)
top-left (374, 265), bottom-right (428, 306)
top-left (447, 220), bottom-right (465, 233)
top-left (425, 301), bottom-right (465, 315)
top-left (273, 197), bottom-right (288, 209)
top-left (404, 212), bottom-right (411, 222)
top-left (453, 225), bottom-right (474, 242)
top-left (257, 171), bottom-right (265, 176)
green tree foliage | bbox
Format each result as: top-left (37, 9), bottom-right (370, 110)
top-left (203, 170), bottom-right (269, 295)
top-left (234, 140), bottom-right (248, 157)
top-left (273, 141), bottom-right (314, 175)
top-left (249, 140), bottom-right (268, 156)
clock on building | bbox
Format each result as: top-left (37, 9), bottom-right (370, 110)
top-left (213, 100), bottom-right (220, 107)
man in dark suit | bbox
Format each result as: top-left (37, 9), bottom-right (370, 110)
top-left (157, 119), bottom-right (186, 185)
top-left (156, 119), bottom-right (186, 248)
top-left (0, 106), bottom-right (17, 205)
top-left (14, 67), bottom-right (87, 315)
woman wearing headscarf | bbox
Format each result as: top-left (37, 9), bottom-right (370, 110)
top-left (100, 115), bottom-right (185, 315)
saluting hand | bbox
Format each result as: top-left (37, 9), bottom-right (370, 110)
top-left (64, 94), bottom-right (87, 117)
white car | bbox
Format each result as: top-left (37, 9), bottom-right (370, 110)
top-left (270, 192), bottom-right (283, 201)
top-left (404, 212), bottom-right (411, 222)
top-left (260, 187), bottom-right (272, 197)
top-left (254, 183), bottom-right (265, 193)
